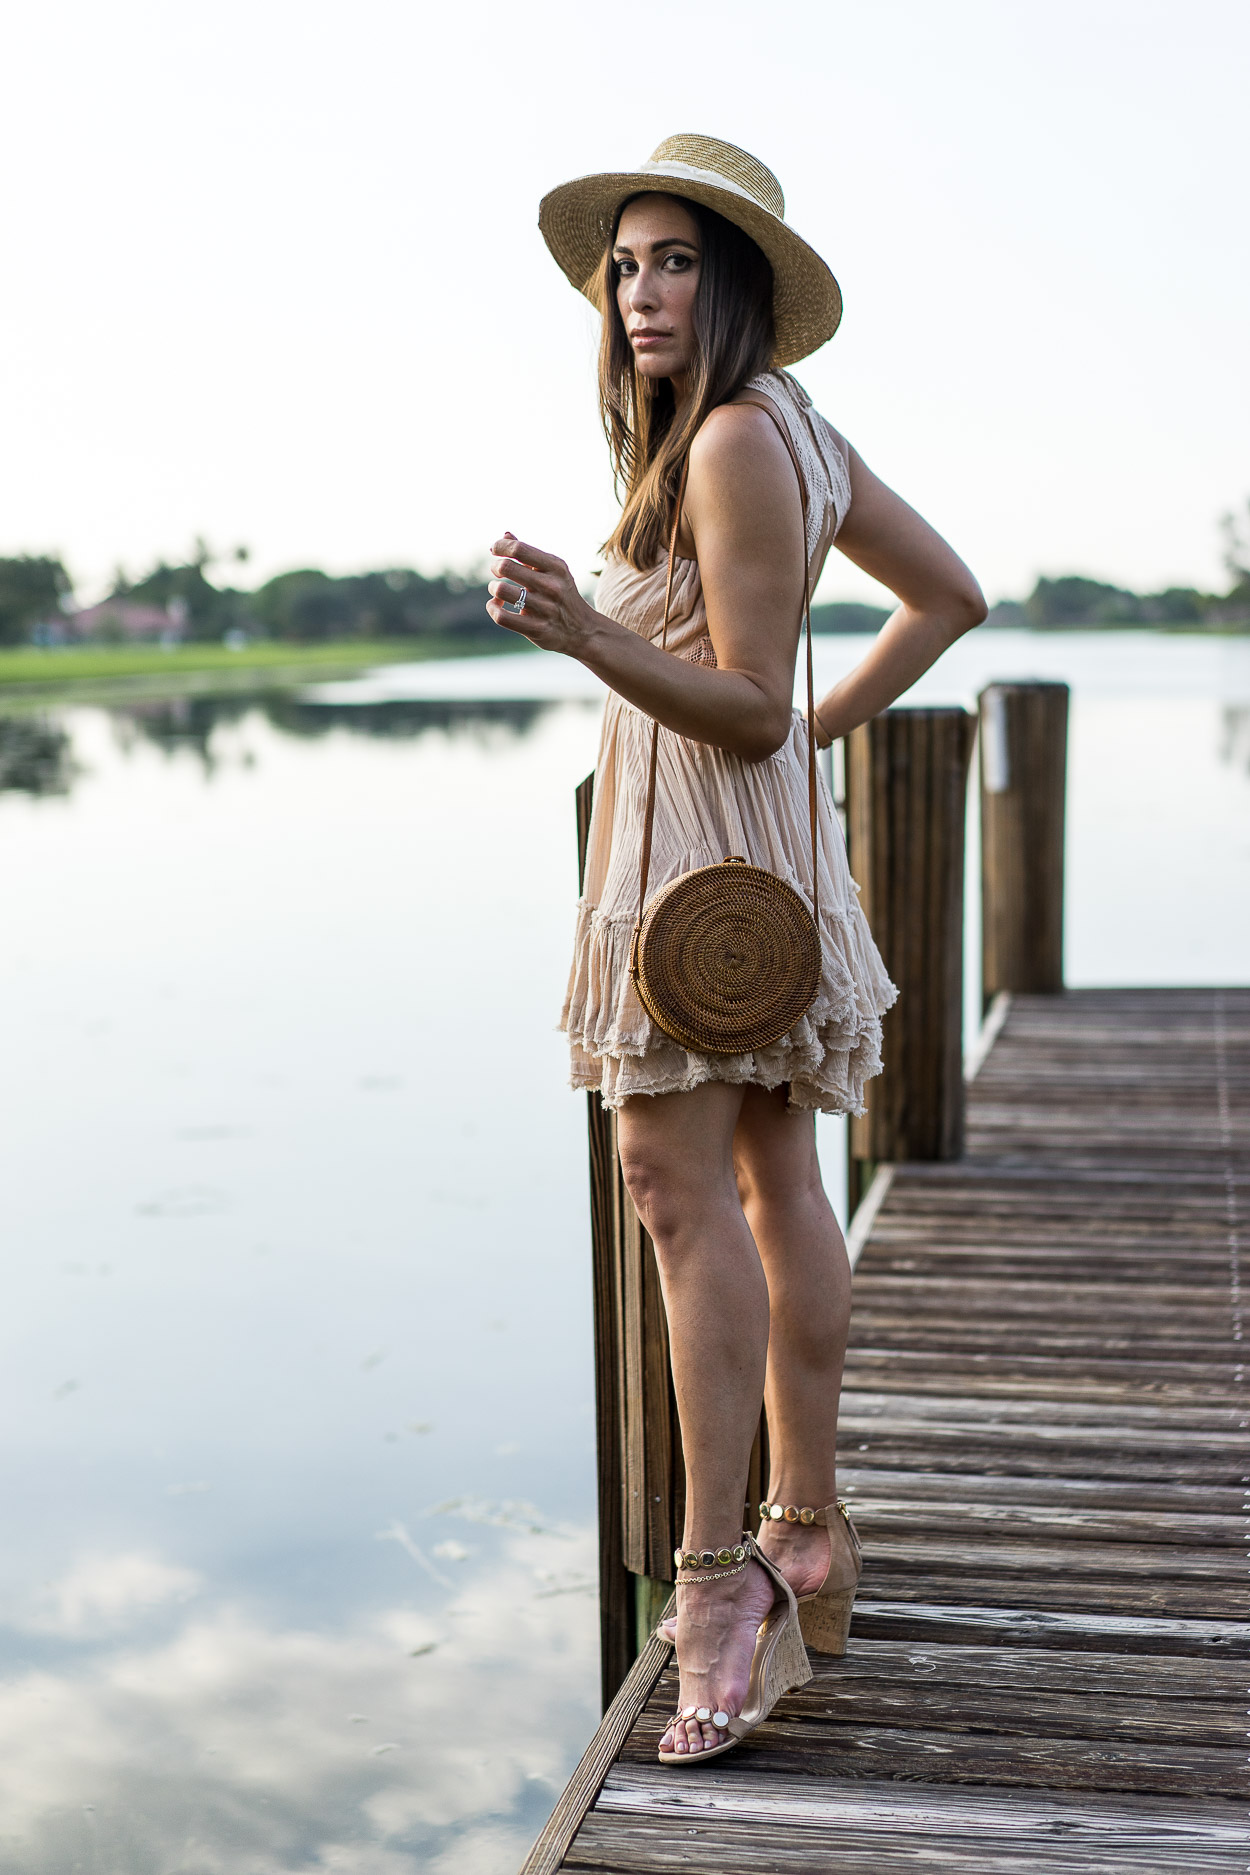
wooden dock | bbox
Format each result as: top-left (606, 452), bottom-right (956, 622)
top-left (523, 987), bottom-right (1250, 1874)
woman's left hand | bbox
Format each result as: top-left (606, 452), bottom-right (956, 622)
top-left (486, 533), bottom-right (594, 655)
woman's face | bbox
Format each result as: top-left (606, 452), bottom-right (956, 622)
top-left (613, 194), bottom-right (701, 391)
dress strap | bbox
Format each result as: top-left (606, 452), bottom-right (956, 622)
top-left (634, 456), bottom-right (690, 938)
top-left (735, 393), bottom-right (819, 932)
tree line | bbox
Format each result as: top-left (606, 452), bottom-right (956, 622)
top-left (1, 501), bottom-right (1248, 646)
top-left (0, 548), bottom-right (496, 648)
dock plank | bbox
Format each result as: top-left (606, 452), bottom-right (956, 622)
top-left (520, 988), bottom-right (1250, 1873)
top-left (580, 1767), bottom-right (1250, 1874)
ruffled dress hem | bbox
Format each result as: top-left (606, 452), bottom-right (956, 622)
top-left (560, 888), bottom-right (897, 1115)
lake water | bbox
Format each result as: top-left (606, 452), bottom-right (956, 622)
top-left (1, 630), bottom-right (1247, 1872)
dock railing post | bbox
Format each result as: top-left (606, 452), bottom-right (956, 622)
top-left (978, 682), bottom-right (1069, 1008)
top-left (845, 708), bottom-right (977, 1204)
top-left (576, 776), bottom-right (639, 1709)
top-left (576, 774), bottom-right (767, 1708)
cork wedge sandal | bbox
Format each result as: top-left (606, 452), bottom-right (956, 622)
top-left (656, 1500), bottom-right (864, 1658)
top-left (758, 1499), bottom-right (863, 1656)
top-left (657, 1532), bottom-right (812, 1767)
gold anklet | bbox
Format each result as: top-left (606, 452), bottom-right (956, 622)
top-left (676, 1556), bottom-right (751, 1584)
top-left (673, 1540), bottom-right (749, 1571)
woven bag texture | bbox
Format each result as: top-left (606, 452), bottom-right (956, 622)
top-left (634, 858), bottom-right (821, 1056)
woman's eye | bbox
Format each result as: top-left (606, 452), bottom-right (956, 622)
top-left (665, 254), bottom-right (693, 271)
top-left (615, 258), bottom-right (637, 276)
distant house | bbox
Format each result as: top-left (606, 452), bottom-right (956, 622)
top-left (63, 596), bottom-right (188, 643)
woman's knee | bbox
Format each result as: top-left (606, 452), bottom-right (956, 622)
top-left (617, 1137), bottom-right (690, 1242)
top-left (735, 1151), bottom-right (825, 1219)
top-left (618, 1137), bottom-right (742, 1255)
top-left (733, 1101), bottom-right (822, 1209)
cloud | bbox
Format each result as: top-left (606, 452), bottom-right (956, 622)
top-left (23, 1551), bottom-right (202, 1637)
top-left (0, 1530), bottom-right (598, 1872)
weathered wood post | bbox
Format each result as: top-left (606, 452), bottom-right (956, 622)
top-left (845, 707), bottom-right (977, 1208)
top-left (978, 682), bottom-right (1069, 1007)
top-left (576, 776), bottom-right (636, 1710)
top-left (577, 775), bottom-right (767, 1709)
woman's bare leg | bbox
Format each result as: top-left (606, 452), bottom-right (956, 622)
top-left (733, 1086), bottom-right (860, 1594)
top-left (616, 1080), bottom-right (776, 1756)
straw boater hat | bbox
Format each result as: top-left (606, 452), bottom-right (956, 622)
top-left (538, 133), bottom-right (841, 368)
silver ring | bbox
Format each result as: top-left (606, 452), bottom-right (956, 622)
top-left (500, 585), bottom-right (527, 616)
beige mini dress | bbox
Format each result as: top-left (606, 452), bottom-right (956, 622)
top-left (561, 369), bottom-right (896, 1113)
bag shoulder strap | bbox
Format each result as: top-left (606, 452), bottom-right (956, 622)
top-left (735, 392), bottom-right (820, 931)
top-left (633, 395), bottom-right (820, 945)
top-left (634, 455), bottom-right (690, 942)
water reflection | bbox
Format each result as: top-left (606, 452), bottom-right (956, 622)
top-left (0, 690), bottom-right (562, 792)
top-left (1220, 704), bottom-right (1250, 773)
top-left (0, 1531), bottom-right (596, 1873)
top-left (0, 715), bottom-right (78, 795)
top-left (0, 688), bottom-right (604, 1872)
top-left (270, 695), bottom-right (557, 745)
top-left (95, 693), bottom-right (563, 776)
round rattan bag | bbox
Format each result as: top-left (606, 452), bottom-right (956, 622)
top-left (631, 856), bottom-right (821, 1055)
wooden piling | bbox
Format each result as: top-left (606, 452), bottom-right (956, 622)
top-left (978, 682), bottom-right (1069, 1006)
top-left (846, 707), bottom-right (976, 1169)
top-left (577, 776), bottom-right (635, 1708)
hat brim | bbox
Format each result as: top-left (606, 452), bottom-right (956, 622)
top-left (538, 162), bottom-right (841, 369)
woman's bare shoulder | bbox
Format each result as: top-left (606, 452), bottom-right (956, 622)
top-left (688, 399), bottom-right (792, 495)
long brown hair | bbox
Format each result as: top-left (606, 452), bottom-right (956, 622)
top-left (595, 195), bottom-right (775, 570)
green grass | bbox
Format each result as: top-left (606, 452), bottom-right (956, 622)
top-left (0, 637), bottom-right (517, 689)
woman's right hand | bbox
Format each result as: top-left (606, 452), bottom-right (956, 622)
top-left (485, 532), bottom-right (598, 656)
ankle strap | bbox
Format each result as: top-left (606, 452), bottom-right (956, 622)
top-left (759, 1499), bottom-right (856, 1529)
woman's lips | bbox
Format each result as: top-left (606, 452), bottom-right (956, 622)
top-left (631, 332), bottom-right (671, 348)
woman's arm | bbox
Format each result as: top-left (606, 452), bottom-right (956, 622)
top-left (812, 449), bottom-right (987, 746)
top-left (486, 404), bottom-right (806, 762)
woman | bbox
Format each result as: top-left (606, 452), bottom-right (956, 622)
top-left (486, 135), bottom-right (985, 1764)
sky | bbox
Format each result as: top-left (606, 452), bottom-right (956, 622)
top-left (3, 0), bottom-right (1247, 607)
